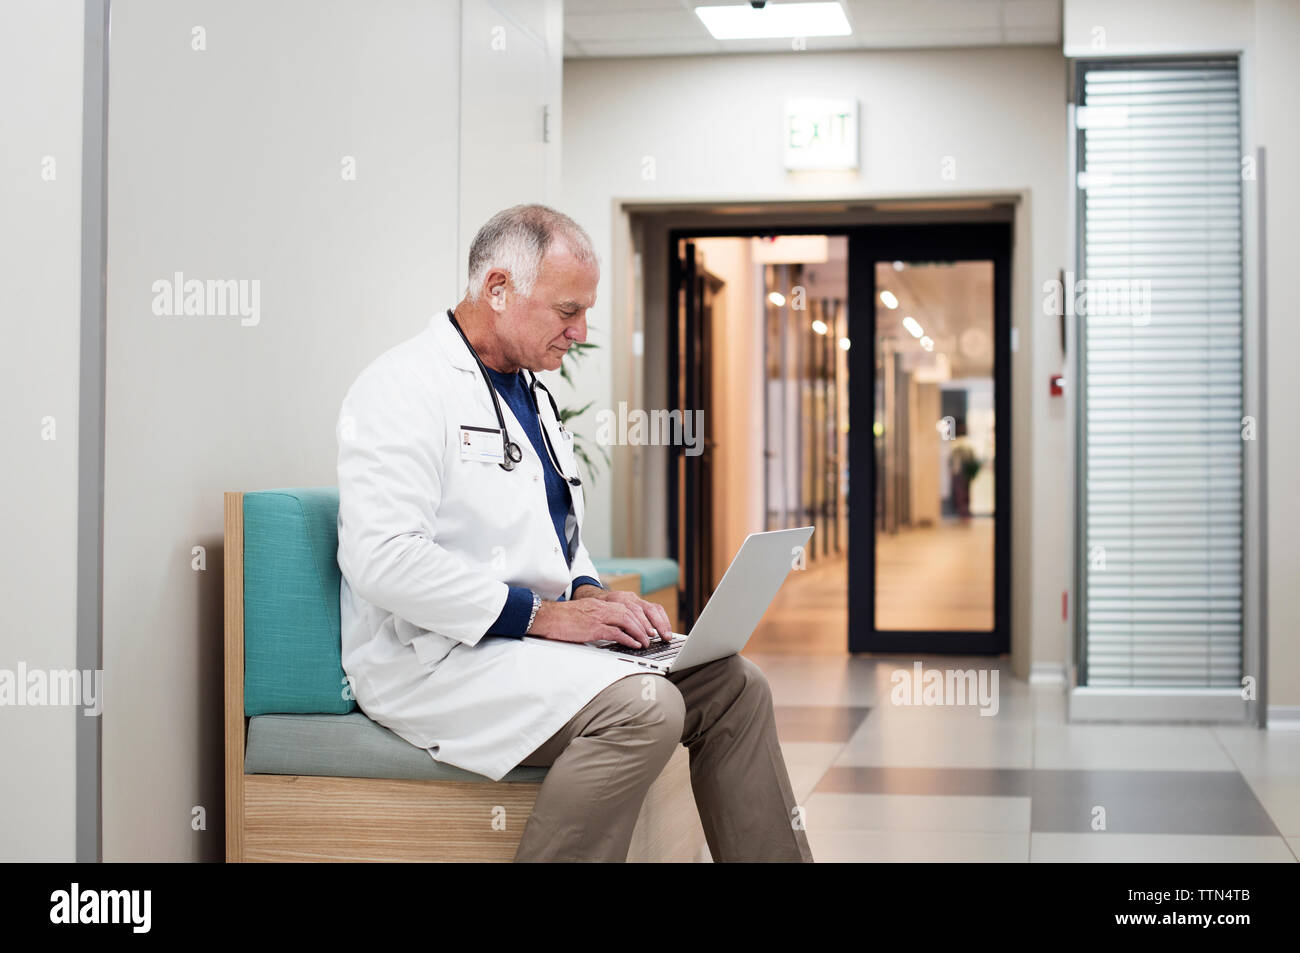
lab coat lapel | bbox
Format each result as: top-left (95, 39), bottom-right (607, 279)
top-left (532, 373), bottom-right (586, 561)
top-left (435, 309), bottom-right (481, 374)
top-left (435, 311), bottom-right (534, 464)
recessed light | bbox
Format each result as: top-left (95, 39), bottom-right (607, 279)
top-left (768, 291), bottom-right (787, 307)
top-left (879, 290), bottom-right (898, 310)
top-left (902, 316), bottom-right (923, 338)
top-left (811, 319), bottom-right (828, 335)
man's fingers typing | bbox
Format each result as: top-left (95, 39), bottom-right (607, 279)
top-left (614, 603), bottom-right (652, 646)
top-left (602, 623), bottom-right (642, 648)
top-left (642, 600), bottom-right (672, 639)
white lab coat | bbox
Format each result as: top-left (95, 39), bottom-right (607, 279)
top-left (335, 311), bottom-right (637, 781)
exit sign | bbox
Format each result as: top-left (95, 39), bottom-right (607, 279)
top-left (784, 98), bottom-right (859, 171)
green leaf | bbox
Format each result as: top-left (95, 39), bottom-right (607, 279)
top-left (558, 341), bottom-right (598, 385)
top-left (572, 433), bottom-right (610, 481)
top-left (559, 399), bottom-right (594, 424)
top-left (555, 338), bottom-right (606, 483)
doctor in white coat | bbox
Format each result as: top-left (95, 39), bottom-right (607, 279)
top-left (336, 204), bottom-right (813, 862)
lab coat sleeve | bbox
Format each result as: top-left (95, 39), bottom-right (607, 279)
top-left (336, 360), bottom-right (508, 647)
top-left (487, 585), bottom-right (538, 636)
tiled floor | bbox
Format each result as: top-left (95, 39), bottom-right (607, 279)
top-left (746, 653), bottom-right (1299, 863)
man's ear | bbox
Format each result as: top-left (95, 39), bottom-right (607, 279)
top-left (487, 274), bottom-right (510, 314)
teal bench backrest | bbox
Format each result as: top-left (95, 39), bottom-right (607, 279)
top-left (589, 557), bottom-right (678, 596)
top-left (243, 487), bottom-right (355, 716)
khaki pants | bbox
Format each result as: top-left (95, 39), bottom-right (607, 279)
top-left (515, 653), bottom-right (814, 862)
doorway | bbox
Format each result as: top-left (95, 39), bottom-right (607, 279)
top-left (661, 218), bottom-right (1012, 655)
top-left (849, 224), bottom-right (1012, 653)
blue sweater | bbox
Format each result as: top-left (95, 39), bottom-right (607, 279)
top-left (482, 366), bottom-right (601, 636)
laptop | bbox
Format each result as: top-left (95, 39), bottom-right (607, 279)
top-left (525, 525), bottom-right (814, 673)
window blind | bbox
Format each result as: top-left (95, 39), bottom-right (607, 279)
top-left (1076, 61), bottom-right (1244, 687)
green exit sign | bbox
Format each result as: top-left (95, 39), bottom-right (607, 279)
top-left (784, 98), bottom-right (859, 171)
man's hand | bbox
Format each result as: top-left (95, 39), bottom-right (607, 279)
top-left (573, 586), bottom-right (674, 643)
top-left (529, 589), bottom-right (673, 648)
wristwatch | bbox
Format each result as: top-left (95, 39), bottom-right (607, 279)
top-left (525, 592), bottom-right (542, 634)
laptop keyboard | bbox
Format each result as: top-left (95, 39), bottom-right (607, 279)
top-left (604, 635), bottom-right (684, 660)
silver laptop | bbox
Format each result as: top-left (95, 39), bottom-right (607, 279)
top-left (526, 526), bottom-right (814, 673)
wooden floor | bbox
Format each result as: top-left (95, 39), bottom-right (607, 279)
top-left (745, 551), bottom-right (851, 655)
top-left (744, 517), bottom-right (995, 655)
top-left (875, 517), bottom-right (995, 631)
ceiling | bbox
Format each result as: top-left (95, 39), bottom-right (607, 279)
top-left (564, 0), bottom-right (1062, 59)
top-left (877, 260), bottom-right (994, 378)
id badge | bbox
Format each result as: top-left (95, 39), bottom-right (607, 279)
top-left (459, 425), bottom-right (505, 464)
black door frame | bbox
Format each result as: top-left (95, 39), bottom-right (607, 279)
top-left (667, 240), bottom-right (723, 626)
top-left (849, 224), bottom-right (1012, 654)
top-left (667, 222), bottom-right (1012, 654)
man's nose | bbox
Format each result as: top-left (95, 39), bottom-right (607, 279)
top-left (566, 316), bottom-right (587, 344)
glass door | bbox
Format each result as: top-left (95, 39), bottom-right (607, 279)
top-left (848, 225), bottom-right (1011, 653)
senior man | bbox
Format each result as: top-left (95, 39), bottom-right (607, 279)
top-left (336, 204), bottom-right (812, 863)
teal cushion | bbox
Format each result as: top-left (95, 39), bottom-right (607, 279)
top-left (243, 488), bottom-right (354, 715)
top-left (592, 557), bottom-right (678, 596)
top-left (245, 712), bottom-right (548, 782)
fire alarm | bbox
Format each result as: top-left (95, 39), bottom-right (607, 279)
top-left (1050, 374), bottom-right (1066, 397)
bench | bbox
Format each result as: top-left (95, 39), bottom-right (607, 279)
top-left (224, 487), bottom-right (703, 862)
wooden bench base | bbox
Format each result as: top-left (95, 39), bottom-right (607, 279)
top-left (237, 744), bottom-right (704, 862)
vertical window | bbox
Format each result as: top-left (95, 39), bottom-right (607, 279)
top-left (1075, 60), bottom-right (1244, 687)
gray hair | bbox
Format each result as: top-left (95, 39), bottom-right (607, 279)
top-left (465, 204), bottom-right (598, 301)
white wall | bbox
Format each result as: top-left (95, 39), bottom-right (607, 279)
top-left (101, 0), bottom-right (561, 861)
top-left (0, 0), bottom-right (84, 862)
top-left (1253, 0), bottom-right (1300, 714)
top-left (1064, 0), bottom-right (1253, 55)
top-left (458, 0), bottom-right (565, 287)
top-left (562, 46), bottom-right (1069, 677)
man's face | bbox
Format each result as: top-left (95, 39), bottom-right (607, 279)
top-left (489, 240), bottom-right (598, 373)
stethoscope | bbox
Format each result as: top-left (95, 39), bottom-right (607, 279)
top-left (447, 309), bottom-right (581, 486)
